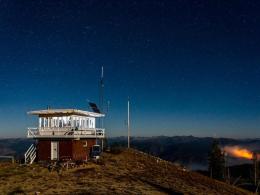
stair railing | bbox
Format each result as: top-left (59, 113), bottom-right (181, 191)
top-left (24, 144), bottom-right (36, 164)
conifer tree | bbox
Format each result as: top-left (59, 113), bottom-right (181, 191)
top-left (208, 140), bottom-right (225, 180)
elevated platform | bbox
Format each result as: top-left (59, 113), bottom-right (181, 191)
top-left (27, 127), bottom-right (105, 139)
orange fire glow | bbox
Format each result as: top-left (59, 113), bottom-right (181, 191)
top-left (224, 146), bottom-right (253, 160)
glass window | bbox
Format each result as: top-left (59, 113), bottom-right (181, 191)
top-left (59, 118), bottom-right (62, 127)
top-left (68, 117), bottom-right (72, 126)
top-left (44, 118), bottom-right (48, 128)
top-left (82, 119), bottom-right (85, 128)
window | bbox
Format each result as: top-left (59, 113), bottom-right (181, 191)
top-left (91, 119), bottom-right (93, 128)
top-left (68, 117), bottom-right (72, 126)
top-left (59, 118), bottom-right (62, 127)
top-left (44, 118), bottom-right (48, 128)
top-left (82, 119), bottom-right (85, 128)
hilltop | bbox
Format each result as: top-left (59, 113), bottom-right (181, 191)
top-left (0, 149), bottom-right (251, 195)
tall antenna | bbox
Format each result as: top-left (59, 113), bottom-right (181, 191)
top-left (127, 97), bottom-right (130, 148)
top-left (99, 66), bottom-right (104, 128)
top-left (99, 66), bottom-right (104, 112)
top-left (101, 66), bottom-right (104, 79)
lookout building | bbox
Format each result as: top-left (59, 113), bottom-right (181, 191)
top-left (24, 108), bottom-right (105, 164)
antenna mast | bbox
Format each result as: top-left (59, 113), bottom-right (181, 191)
top-left (100, 66), bottom-right (104, 112)
top-left (127, 97), bottom-right (130, 148)
top-left (99, 66), bottom-right (104, 128)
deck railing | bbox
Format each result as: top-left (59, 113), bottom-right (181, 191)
top-left (27, 127), bottom-right (105, 138)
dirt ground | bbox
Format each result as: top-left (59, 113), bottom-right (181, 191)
top-left (0, 149), bottom-right (252, 195)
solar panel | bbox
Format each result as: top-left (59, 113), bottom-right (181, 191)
top-left (89, 102), bottom-right (101, 113)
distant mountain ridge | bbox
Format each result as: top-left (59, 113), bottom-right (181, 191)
top-left (0, 138), bottom-right (34, 158)
top-left (109, 136), bottom-right (260, 170)
top-left (1, 136), bottom-right (260, 169)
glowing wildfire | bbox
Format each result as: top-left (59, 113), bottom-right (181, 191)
top-left (224, 146), bottom-right (253, 160)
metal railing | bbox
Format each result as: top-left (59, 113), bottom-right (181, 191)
top-left (0, 156), bottom-right (15, 163)
top-left (27, 127), bottom-right (105, 138)
top-left (24, 144), bottom-right (36, 164)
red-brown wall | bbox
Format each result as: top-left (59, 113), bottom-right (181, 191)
top-left (72, 139), bottom-right (96, 161)
top-left (37, 140), bottom-right (51, 161)
top-left (59, 140), bottom-right (73, 160)
top-left (37, 139), bottom-right (97, 161)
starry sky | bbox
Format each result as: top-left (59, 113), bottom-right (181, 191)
top-left (0, 0), bottom-right (260, 138)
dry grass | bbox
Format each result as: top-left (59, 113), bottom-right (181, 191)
top-left (0, 149), bottom-right (252, 195)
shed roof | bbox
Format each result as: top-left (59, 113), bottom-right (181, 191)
top-left (27, 109), bottom-right (105, 117)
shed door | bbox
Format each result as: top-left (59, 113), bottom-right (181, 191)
top-left (51, 141), bottom-right (59, 160)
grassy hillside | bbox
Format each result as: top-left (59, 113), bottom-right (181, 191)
top-left (0, 149), bottom-right (252, 195)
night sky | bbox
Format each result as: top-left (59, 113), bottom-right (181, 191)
top-left (0, 0), bottom-right (260, 138)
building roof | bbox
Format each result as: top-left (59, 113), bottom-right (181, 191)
top-left (27, 109), bottom-right (105, 117)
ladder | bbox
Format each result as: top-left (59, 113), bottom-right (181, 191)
top-left (24, 144), bottom-right (36, 164)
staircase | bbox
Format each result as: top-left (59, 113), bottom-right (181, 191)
top-left (24, 144), bottom-right (36, 164)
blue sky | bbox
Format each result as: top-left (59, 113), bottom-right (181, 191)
top-left (0, 0), bottom-right (260, 138)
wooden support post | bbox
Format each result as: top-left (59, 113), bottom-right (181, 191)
top-left (39, 118), bottom-right (41, 128)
